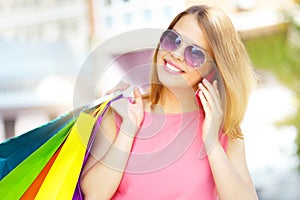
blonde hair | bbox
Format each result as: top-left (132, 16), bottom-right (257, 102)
top-left (149, 5), bottom-right (257, 139)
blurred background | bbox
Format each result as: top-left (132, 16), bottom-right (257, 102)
top-left (0, 0), bottom-right (299, 199)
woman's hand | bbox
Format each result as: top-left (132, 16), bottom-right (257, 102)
top-left (197, 79), bottom-right (224, 150)
top-left (105, 81), bottom-right (131, 95)
top-left (107, 82), bottom-right (145, 136)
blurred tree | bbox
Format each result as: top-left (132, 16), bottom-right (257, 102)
top-left (244, 7), bottom-right (300, 170)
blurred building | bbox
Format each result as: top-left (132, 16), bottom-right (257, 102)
top-left (93, 0), bottom-right (184, 40)
top-left (0, 0), bottom-right (89, 56)
top-left (0, 0), bottom-right (186, 52)
top-left (0, 0), bottom-right (187, 139)
top-left (0, 0), bottom-right (296, 47)
top-left (0, 0), bottom-right (90, 139)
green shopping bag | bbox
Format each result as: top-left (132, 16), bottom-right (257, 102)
top-left (35, 112), bottom-right (96, 200)
top-left (0, 110), bottom-right (77, 180)
top-left (0, 119), bottom-right (75, 199)
top-left (0, 91), bottom-right (122, 199)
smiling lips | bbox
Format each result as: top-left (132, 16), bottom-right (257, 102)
top-left (164, 60), bottom-right (184, 74)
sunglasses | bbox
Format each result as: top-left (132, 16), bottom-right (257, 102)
top-left (159, 29), bottom-right (213, 68)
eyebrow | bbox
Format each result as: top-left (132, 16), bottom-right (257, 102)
top-left (172, 28), bottom-right (209, 51)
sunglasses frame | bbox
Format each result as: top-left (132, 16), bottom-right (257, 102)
top-left (159, 29), bottom-right (214, 68)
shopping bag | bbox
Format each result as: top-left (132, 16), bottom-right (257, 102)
top-left (0, 109), bottom-right (77, 180)
top-left (72, 115), bottom-right (103, 199)
top-left (0, 119), bottom-right (75, 199)
top-left (34, 112), bottom-right (96, 200)
top-left (23, 94), bottom-right (118, 200)
top-left (21, 95), bottom-right (115, 200)
top-left (0, 91), bottom-right (122, 199)
top-left (20, 146), bottom-right (62, 199)
top-left (72, 95), bottom-right (118, 199)
top-left (0, 91), bottom-right (121, 181)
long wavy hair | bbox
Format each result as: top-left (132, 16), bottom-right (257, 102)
top-left (149, 5), bottom-right (257, 139)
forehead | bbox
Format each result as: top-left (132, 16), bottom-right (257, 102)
top-left (173, 14), bottom-right (210, 51)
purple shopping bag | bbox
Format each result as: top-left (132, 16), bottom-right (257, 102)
top-left (72, 94), bottom-right (123, 200)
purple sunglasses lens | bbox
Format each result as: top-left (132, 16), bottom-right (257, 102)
top-left (160, 30), bottom-right (181, 51)
top-left (184, 46), bottom-right (205, 67)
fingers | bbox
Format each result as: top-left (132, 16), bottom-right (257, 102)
top-left (133, 87), bottom-right (143, 105)
top-left (105, 81), bottom-right (130, 95)
top-left (112, 87), bottom-right (143, 107)
top-left (110, 87), bottom-right (145, 134)
top-left (203, 79), bottom-right (219, 102)
top-left (106, 82), bottom-right (143, 108)
top-left (198, 79), bottom-right (222, 111)
top-left (213, 80), bottom-right (221, 100)
top-left (198, 89), bottom-right (209, 113)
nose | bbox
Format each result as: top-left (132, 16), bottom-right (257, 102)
top-left (171, 46), bottom-right (185, 61)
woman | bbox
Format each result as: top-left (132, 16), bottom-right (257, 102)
top-left (81, 5), bottom-right (258, 200)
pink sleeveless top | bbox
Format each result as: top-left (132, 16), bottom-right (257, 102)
top-left (112, 110), bottom-right (228, 200)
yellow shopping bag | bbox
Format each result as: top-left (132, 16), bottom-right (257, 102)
top-left (0, 91), bottom-right (121, 200)
top-left (34, 112), bottom-right (96, 200)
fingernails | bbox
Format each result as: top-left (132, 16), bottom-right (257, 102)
top-left (124, 96), bottom-right (135, 104)
top-left (129, 97), bottom-right (135, 104)
top-left (134, 86), bottom-right (140, 90)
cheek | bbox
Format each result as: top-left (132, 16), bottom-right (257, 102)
top-left (157, 50), bottom-right (168, 64)
top-left (187, 62), bottom-right (212, 84)
top-left (186, 67), bottom-right (203, 87)
top-left (198, 62), bottom-right (213, 77)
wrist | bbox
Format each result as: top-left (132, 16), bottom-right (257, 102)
top-left (203, 135), bottom-right (220, 153)
top-left (120, 120), bottom-right (139, 137)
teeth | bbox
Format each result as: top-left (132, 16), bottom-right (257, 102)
top-left (166, 62), bottom-right (181, 72)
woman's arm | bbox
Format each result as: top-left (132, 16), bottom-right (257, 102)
top-left (80, 88), bottom-right (144, 200)
top-left (206, 138), bottom-right (258, 200)
top-left (80, 123), bottom-right (136, 200)
top-left (198, 79), bottom-right (258, 200)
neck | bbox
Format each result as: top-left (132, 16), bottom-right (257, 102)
top-left (157, 86), bottom-right (200, 113)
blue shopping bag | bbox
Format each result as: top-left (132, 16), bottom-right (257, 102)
top-left (0, 107), bottom-right (83, 180)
